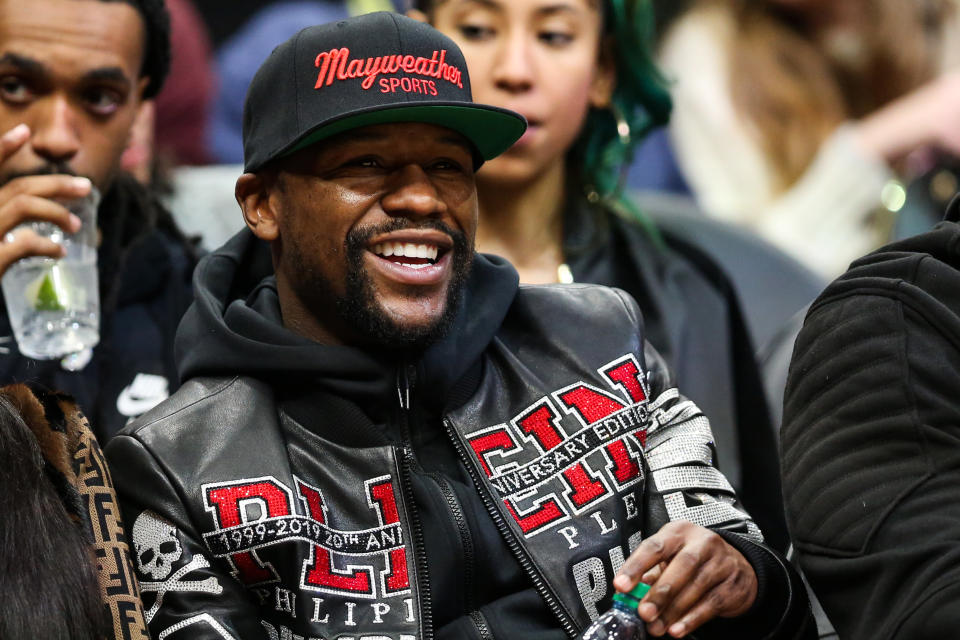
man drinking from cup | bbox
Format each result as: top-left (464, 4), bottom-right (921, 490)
top-left (0, 0), bottom-right (197, 439)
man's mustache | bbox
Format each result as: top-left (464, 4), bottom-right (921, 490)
top-left (0, 162), bottom-right (77, 187)
top-left (347, 218), bottom-right (468, 250)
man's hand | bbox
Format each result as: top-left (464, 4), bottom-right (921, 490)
top-left (613, 520), bottom-right (758, 638)
top-left (0, 124), bottom-right (88, 276)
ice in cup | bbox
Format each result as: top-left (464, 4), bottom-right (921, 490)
top-left (1, 187), bottom-right (101, 360)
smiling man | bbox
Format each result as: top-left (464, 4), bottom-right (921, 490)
top-left (240, 123), bottom-right (478, 350)
top-left (106, 12), bottom-right (813, 640)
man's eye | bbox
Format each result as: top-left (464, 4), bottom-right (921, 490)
top-left (332, 157), bottom-right (384, 174)
top-left (83, 88), bottom-right (122, 116)
top-left (539, 31), bottom-right (574, 47)
top-left (458, 24), bottom-right (495, 41)
top-left (431, 159), bottom-right (464, 172)
top-left (0, 76), bottom-right (30, 103)
top-left (349, 157), bottom-right (381, 169)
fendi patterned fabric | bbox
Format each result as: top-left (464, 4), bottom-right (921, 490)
top-left (3, 384), bottom-right (149, 640)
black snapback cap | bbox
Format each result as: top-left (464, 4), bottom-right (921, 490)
top-left (241, 12), bottom-right (527, 173)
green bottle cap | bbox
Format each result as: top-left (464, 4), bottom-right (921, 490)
top-left (613, 582), bottom-right (651, 608)
top-left (629, 582), bottom-right (651, 599)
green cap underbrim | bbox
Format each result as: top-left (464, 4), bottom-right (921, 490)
top-left (276, 102), bottom-right (527, 169)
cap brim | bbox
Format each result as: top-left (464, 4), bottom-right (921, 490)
top-left (264, 102), bottom-right (526, 171)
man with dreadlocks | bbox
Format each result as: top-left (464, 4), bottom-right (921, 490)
top-left (0, 0), bottom-right (197, 441)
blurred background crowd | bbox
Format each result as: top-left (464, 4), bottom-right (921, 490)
top-left (156, 0), bottom-right (960, 275)
top-left (152, 0), bottom-right (960, 440)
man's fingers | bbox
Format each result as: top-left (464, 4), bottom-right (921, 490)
top-left (0, 174), bottom-right (92, 205)
top-left (0, 124), bottom-right (30, 162)
top-left (662, 592), bottom-right (723, 638)
top-left (0, 230), bottom-right (65, 275)
top-left (615, 523), bottom-right (757, 637)
top-left (614, 524), bottom-right (688, 591)
top-left (641, 562), bottom-right (666, 585)
top-left (647, 535), bottom-right (757, 637)
top-left (662, 572), bottom-right (754, 639)
top-left (636, 542), bottom-right (709, 625)
top-left (0, 193), bottom-right (82, 237)
top-left (649, 554), bottom-right (732, 632)
top-left (0, 189), bottom-right (81, 279)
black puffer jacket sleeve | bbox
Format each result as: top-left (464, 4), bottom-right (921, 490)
top-left (782, 237), bottom-right (960, 640)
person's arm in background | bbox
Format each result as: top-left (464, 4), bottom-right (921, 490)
top-left (782, 259), bottom-right (960, 639)
top-left (659, 5), bottom-right (892, 279)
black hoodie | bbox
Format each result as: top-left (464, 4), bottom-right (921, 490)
top-left (782, 213), bottom-right (960, 640)
top-left (175, 227), bottom-right (520, 414)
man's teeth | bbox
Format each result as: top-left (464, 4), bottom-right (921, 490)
top-left (371, 242), bottom-right (439, 261)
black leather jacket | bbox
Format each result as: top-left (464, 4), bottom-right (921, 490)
top-left (106, 232), bottom-right (812, 639)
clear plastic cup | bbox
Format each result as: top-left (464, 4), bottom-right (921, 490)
top-left (1, 187), bottom-right (100, 360)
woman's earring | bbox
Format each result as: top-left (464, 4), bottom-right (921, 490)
top-left (611, 103), bottom-right (632, 146)
top-left (609, 103), bottom-right (633, 197)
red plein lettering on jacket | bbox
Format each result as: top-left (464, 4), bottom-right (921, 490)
top-left (202, 475), bottom-right (410, 598)
top-left (204, 478), bottom-right (292, 585)
top-left (314, 47), bottom-right (463, 92)
top-left (466, 354), bottom-right (649, 537)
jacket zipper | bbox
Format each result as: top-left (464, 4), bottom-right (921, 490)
top-left (442, 417), bottom-right (579, 638)
top-left (428, 472), bottom-right (494, 640)
top-left (396, 364), bottom-right (434, 640)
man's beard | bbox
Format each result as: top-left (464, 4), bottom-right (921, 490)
top-left (289, 219), bottom-right (472, 352)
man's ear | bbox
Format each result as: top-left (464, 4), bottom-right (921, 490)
top-left (120, 100), bottom-right (155, 184)
top-left (236, 172), bottom-right (280, 242)
top-left (589, 36), bottom-right (617, 109)
top-left (135, 76), bottom-right (151, 105)
top-left (407, 9), bottom-right (429, 23)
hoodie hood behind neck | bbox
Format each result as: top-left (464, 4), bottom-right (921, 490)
top-left (175, 228), bottom-right (519, 409)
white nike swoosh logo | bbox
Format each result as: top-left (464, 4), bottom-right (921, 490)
top-left (116, 375), bottom-right (169, 417)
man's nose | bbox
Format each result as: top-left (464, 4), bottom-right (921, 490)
top-left (381, 165), bottom-right (447, 218)
top-left (29, 95), bottom-right (82, 165)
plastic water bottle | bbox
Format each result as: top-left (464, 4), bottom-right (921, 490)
top-left (579, 583), bottom-right (651, 640)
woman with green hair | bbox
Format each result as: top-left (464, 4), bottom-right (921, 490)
top-left (408, 0), bottom-right (788, 552)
